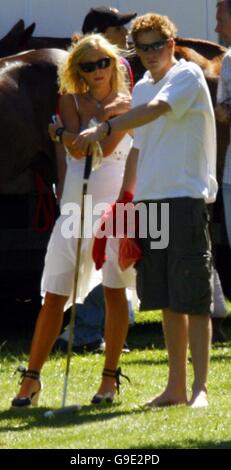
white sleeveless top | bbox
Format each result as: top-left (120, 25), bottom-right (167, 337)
top-left (61, 94), bottom-right (133, 207)
top-left (65, 94), bottom-right (131, 164)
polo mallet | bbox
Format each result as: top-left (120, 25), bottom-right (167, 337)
top-left (44, 153), bottom-right (93, 418)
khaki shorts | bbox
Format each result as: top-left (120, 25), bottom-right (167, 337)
top-left (135, 198), bottom-right (213, 315)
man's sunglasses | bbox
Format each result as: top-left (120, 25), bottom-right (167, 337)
top-left (135, 39), bottom-right (169, 52)
top-left (79, 57), bottom-right (111, 73)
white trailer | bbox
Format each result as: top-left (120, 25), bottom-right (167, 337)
top-left (0, 0), bottom-right (219, 43)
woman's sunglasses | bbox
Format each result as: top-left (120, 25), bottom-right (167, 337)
top-left (79, 57), bottom-right (111, 73)
top-left (135, 39), bottom-right (169, 53)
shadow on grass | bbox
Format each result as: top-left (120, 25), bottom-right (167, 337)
top-left (128, 440), bottom-right (231, 449)
top-left (125, 357), bottom-right (168, 366)
top-left (0, 405), bottom-right (146, 432)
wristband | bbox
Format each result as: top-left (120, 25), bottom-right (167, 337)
top-left (105, 120), bottom-right (112, 136)
top-left (55, 127), bottom-right (65, 143)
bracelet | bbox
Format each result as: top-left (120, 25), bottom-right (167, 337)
top-left (105, 120), bottom-right (112, 136)
top-left (55, 127), bottom-right (65, 143)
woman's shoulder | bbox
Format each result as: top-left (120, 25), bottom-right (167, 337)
top-left (59, 93), bottom-right (79, 103)
top-left (59, 93), bottom-right (75, 108)
top-left (59, 93), bottom-right (87, 112)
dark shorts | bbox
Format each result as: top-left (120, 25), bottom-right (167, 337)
top-left (135, 197), bottom-right (213, 315)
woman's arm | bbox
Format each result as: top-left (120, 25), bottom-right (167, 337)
top-left (58, 94), bottom-right (84, 158)
top-left (71, 99), bottom-right (170, 155)
top-left (48, 93), bottom-right (132, 158)
top-left (94, 93), bottom-right (132, 156)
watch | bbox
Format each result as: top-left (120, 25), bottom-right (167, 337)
top-left (55, 127), bottom-right (65, 143)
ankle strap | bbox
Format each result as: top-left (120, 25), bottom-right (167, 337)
top-left (15, 366), bottom-right (40, 384)
top-left (102, 367), bottom-right (130, 395)
top-left (102, 368), bottom-right (116, 378)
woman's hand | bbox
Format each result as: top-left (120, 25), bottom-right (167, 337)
top-left (215, 103), bottom-right (231, 124)
top-left (48, 115), bottom-right (64, 141)
top-left (97, 93), bottom-right (131, 121)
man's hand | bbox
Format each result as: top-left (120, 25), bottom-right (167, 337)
top-left (72, 124), bottom-right (106, 153)
top-left (97, 94), bottom-right (131, 121)
top-left (215, 103), bottom-right (231, 124)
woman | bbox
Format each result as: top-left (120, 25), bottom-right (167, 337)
top-left (11, 33), bottom-right (135, 407)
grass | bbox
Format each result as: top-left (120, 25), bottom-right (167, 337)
top-left (0, 310), bottom-right (231, 449)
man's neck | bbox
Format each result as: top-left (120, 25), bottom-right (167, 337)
top-left (151, 58), bottom-right (178, 83)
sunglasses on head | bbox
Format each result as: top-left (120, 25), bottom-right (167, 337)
top-left (135, 39), bottom-right (169, 52)
top-left (79, 57), bottom-right (111, 73)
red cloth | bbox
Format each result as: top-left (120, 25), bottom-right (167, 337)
top-left (32, 174), bottom-right (56, 233)
top-left (92, 191), bottom-right (134, 270)
top-left (118, 235), bottom-right (142, 271)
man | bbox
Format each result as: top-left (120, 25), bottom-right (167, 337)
top-left (215, 0), bottom-right (231, 244)
top-left (215, 1), bottom-right (231, 335)
top-left (215, 0), bottom-right (231, 43)
top-left (74, 13), bottom-right (217, 408)
top-left (82, 5), bottom-right (137, 49)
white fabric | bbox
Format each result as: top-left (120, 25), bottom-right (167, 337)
top-left (132, 59), bottom-right (217, 203)
top-left (217, 48), bottom-right (231, 185)
top-left (102, 238), bottom-right (136, 289)
top-left (41, 133), bottom-right (134, 307)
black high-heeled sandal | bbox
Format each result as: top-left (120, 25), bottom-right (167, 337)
top-left (91, 367), bottom-right (130, 404)
top-left (11, 366), bottom-right (42, 408)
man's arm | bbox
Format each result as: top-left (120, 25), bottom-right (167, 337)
top-left (106, 99), bottom-right (170, 132)
top-left (72, 100), bottom-right (171, 154)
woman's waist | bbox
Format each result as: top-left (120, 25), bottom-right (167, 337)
top-left (66, 153), bottom-right (127, 167)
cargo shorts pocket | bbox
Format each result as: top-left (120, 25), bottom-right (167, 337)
top-left (171, 253), bottom-right (213, 313)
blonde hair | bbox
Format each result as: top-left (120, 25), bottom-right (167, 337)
top-left (131, 13), bottom-right (178, 43)
top-left (58, 33), bottom-right (128, 95)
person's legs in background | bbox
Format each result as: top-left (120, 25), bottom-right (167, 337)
top-left (211, 268), bottom-right (228, 342)
top-left (222, 183), bottom-right (231, 246)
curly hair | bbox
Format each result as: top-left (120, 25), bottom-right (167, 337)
top-left (131, 13), bottom-right (178, 44)
top-left (58, 33), bottom-right (128, 95)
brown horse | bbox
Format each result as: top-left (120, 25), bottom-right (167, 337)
top-left (0, 48), bottom-right (67, 317)
top-left (0, 48), bottom-right (67, 191)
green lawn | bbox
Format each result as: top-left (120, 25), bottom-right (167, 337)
top-left (0, 311), bottom-right (231, 449)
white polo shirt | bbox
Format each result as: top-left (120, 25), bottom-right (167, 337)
top-left (132, 59), bottom-right (218, 203)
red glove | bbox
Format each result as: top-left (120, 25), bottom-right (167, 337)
top-left (92, 191), bottom-right (133, 270)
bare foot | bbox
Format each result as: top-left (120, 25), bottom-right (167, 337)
top-left (144, 391), bottom-right (188, 408)
top-left (188, 390), bottom-right (208, 408)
